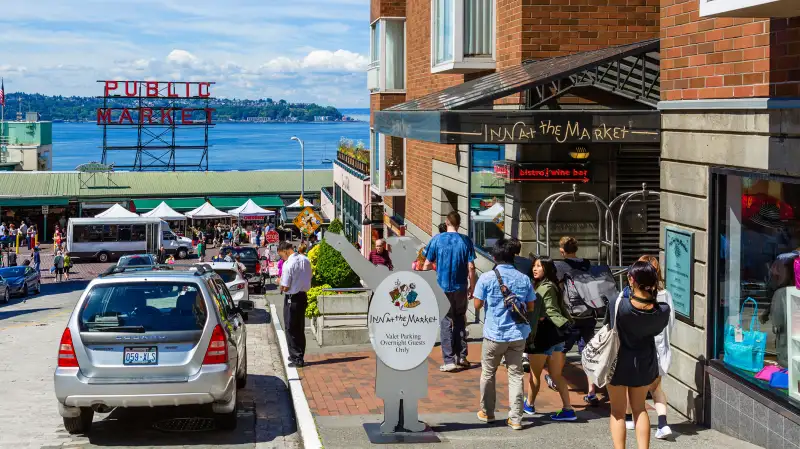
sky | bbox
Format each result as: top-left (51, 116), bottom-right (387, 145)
top-left (0, 0), bottom-right (370, 107)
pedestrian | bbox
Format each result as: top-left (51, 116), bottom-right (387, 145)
top-left (233, 225), bottom-right (241, 246)
top-left (33, 246), bottom-right (41, 274)
top-left (19, 221), bottom-right (28, 250)
top-left (63, 251), bottom-right (72, 280)
top-left (7, 247), bottom-right (17, 267)
top-left (0, 222), bottom-right (5, 236)
top-left (554, 236), bottom-right (600, 403)
top-left (234, 254), bottom-right (246, 273)
top-left (279, 241), bottom-right (311, 368)
top-left (166, 254), bottom-right (176, 265)
top-left (53, 250), bottom-right (65, 282)
top-left (53, 226), bottom-right (63, 255)
top-left (474, 238), bottom-right (537, 430)
top-left (27, 224), bottom-right (34, 251)
top-left (255, 224), bottom-right (262, 247)
top-left (606, 261), bottom-right (670, 449)
top-left (158, 246), bottom-right (167, 264)
top-left (368, 239), bottom-right (393, 270)
top-left (197, 239), bottom-right (206, 262)
top-left (422, 211), bottom-right (477, 372)
top-left (31, 225), bottom-right (38, 249)
top-left (524, 257), bottom-right (577, 421)
top-left (623, 255), bottom-right (676, 440)
top-left (486, 238), bottom-right (532, 325)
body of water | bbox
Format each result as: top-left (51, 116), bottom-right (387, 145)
top-left (52, 108), bottom-right (370, 171)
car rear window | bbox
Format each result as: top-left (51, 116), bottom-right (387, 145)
top-left (79, 282), bottom-right (207, 332)
top-left (234, 248), bottom-right (258, 259)
top-left (215, 269), bottom-right (238, 283)
top-left (119, 256), bottom-right (153, 267)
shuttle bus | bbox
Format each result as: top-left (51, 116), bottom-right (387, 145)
top-left (67, 217), bottom-right (194, 262)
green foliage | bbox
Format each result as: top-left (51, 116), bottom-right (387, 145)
top-left (338, 137), bottom-right (369, 163)
top-left (327, 218), bottom-right (343, 234)
top-left (307, 243), bottom-right (321, 270)
top-left (8, 92), bottom-right (343, 123)
top-left (305, 284), bottom-right (332, 318)
top-left (312, 240), bottom-right (359, 288)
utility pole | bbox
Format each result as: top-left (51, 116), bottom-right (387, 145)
top-left (290, 136), bottom-right (305, 206)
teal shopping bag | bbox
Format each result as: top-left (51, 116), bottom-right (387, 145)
top-left (724, 297), bottom-right (767, 372)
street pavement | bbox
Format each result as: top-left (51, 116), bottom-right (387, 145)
top-left (0, 282), bottom-right (299, 449)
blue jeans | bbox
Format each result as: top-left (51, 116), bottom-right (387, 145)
top-left (440, 290), bottom-right (468, 364)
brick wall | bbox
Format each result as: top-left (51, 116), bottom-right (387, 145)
top-left (370, 93), bottom-right (406, 126)
top-left (662, 1), bottom-right (800, 100)
top-left (371, 0), bottom-right (406, 23)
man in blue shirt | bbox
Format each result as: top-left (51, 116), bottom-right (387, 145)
top-left (423, 211), bottom-right (477, 372)
top-left (473, 238), bottom-right (536, 430)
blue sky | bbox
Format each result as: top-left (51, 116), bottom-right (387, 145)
top-left (0, 0), bottom-right (370, 107)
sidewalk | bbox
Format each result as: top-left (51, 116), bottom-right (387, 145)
top-left (273, 303), bottom-right (759, 449)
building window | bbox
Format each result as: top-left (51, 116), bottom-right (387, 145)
top-left (713, 171), bottom-right (800, 409)
top-left (371, 133), bottom-right (406, 197)
top-left (370, 130), bottom-right (380, 191)
top-left (469, 144), bottom-right (505, 255)
top-left (334, 184), bottom-right (342, 219)
top-left (368, 18), bottom-right (406, 93)
top-left (340, 189), bottom-right (363, 246)
top-left (431, 0), bottom-right (495, 74)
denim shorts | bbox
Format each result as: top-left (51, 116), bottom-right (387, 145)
top-left (532, 342), bottom-right (566, 356)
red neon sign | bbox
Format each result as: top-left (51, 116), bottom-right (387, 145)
top-left (102, 81), bottom-right (212, 99)
top-left (494, 162), bottom-right (591, 183)
top-left (97, 80), bottom-right (215, 126)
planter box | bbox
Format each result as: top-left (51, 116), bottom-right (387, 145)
top-left (311, 292), bottom-right (371, 346)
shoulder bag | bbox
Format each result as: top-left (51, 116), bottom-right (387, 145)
top-left (581, 294), bottom-right (623, 388)
top-left (493, 268), bottom-right (529, 325)
top-left (724, 297), bottom-right (767, 373)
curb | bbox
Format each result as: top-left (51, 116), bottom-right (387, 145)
top-left (270, 303), bottom-right (323, 449)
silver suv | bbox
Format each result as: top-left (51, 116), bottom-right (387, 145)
top-left (53, 265), bottom-right (254, 434)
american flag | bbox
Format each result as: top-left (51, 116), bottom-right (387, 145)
top-left (0, 78), bottom-right (4, 106)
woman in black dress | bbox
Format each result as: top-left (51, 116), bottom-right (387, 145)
top-left (606, 261), bottom-right (670, 449)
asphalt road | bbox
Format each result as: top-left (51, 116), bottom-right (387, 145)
top-left (0, 282), bottom-right (300, 449)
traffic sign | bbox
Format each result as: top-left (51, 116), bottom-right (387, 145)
top-left (293, 207), bottom-right (322, 236)
top-left (265, 229), bottom-right (280, 244)
top-left (41, 205), bottom-right (49, 214)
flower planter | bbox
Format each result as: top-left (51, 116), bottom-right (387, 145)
top-left (311, 292), bottom-right (371, 346)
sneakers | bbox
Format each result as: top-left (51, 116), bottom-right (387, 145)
top-left (440, 363), bottom-right (458, 372)
top-left (625, 420), bottom-right (635, 430)
top-left (655, 426), bottom-right (673, 439)
top-left (551, 409), bottom-right (577, 421)
top-left (523, 399), bottom-right (536, 415)
top-left (507, 419), bottom-right (522, 431)
top-left (477, 410), bottom-right (495, 423)
top-left (583, 393), bottom-right (599, 406)
top-left (456, 358), bottom-right (471, 368)
top-left (522, 358), bottom-right (530, 373)
top-left (544, 374), bottom-right (558, 391)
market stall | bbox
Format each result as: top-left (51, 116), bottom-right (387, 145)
top-left (140, 201), bottom-right (188, 236)
top-left (228, 199), bottom-right (276, 242)
top-left (185, 202), bottom-right (232, 240)
top-left (95, 204), bottom-right (139, 218)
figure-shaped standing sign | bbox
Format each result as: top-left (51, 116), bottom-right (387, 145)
top-left (325, 233), bottom-right (450, 441)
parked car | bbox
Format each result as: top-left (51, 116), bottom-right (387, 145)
top-left (53, 266), bottom-right (254, 434)
top-left (193, 262), bottom-right (250, 320)
top-left (217, 246), bottom-right (263, 293)
top-left (116, 254), bottom-right (157, 270)
top-left (0, 266), bottom-right (41, 297)
top-left (0, 274), bottom-right (9, 304)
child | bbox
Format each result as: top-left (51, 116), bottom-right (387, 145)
top-left (166, 254), bottom-right (176, 265)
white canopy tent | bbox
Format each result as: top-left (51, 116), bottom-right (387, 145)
top-left (185, 202), bottom-right (231, 220)
top-left (140, 202), bottom-right (187, 221)
top-left (228, 199), bottom-right (276, 218)
top-left (286, 198), bottom-right (314, 208)
top-left (95, 203), bottom-right (139, 218)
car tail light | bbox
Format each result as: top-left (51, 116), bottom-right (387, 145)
top-left (234, 283), bottom-right (245, 290)
top-left (203, 324), bottom-right (228, 365)
top-left (58, 328), bottom-right (79, 368)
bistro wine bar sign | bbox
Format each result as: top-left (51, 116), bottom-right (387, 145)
top-left (495, 161), bottom-right (592, 183)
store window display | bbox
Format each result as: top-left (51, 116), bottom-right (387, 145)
top-left (716, 174), bottom-right (800, 408)
top-left (469, 144), bottom-right (506, 255)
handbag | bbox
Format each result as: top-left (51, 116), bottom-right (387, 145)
top-left (724, 297), bottom-right (767, 373)
top-left (492, 268), bottom-right (529, 325)
top-left (580, 294), bottom-right (622, 388)
top-left (769, 369), bottom-right (789, 389)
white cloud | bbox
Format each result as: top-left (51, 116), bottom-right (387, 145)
top-left (261, 50), bottom-right (368, 73)
top-left (166, 49), bottom-right (199, 66)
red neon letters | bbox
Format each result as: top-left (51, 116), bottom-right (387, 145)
top-left (96, 108), bottom-right (216, 125)
top-left (101, 81), bottom-right (212, 99)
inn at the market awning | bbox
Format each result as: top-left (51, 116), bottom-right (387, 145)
top-left (374, 39), bottom-right (661, 145)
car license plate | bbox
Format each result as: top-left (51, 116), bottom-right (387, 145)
top-left (123, 346), bottom-right (158, 365)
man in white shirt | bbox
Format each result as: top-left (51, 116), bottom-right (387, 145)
top-left (279, 241), bottom-right (312, 367)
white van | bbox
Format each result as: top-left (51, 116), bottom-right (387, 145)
top-left (67, 217), bottom-right (194, 262)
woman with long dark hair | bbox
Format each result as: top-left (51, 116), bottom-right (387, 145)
top-left (524, 257), bottom-right (576, 421)
top-left (607, 261), bottom-right (670, 449)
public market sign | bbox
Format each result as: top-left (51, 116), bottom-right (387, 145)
top-left (368, 271), bottom-right (440, 371)
top-left (494, 161), bottom-right (591, 183)
top-left (96, 80), bottom-right (215, 125)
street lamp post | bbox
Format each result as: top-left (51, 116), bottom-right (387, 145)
top-left (290, 136), bottom-right (305, 206)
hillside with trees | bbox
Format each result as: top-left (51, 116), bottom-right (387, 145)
top-left (3, 93), bottom-right (343, 122)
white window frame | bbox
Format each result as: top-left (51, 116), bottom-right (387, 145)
top-left (370, 129), bottom-right (380, 191)
top-left (369, 17), bottom-right (407, 94)
top-left (430, 0), bottom-right (496, 74)
top-left (699, 0), bottom-right (800, 17)
top-left (370, 134), bottom-right (407, 197)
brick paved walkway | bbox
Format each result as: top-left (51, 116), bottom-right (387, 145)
top-left (299, 342), bottom-right (603, 417)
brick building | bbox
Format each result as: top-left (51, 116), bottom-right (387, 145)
top-left (366, 0), bottom-right (800, 445)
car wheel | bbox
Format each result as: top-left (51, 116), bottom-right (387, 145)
top-left (236, 351), bottom-right (248, 389)
top-left (63, 407), bottom-right (93, 434)
top-left (97, 252), bottom-right (109, 263)
top-left (215, 391), bottom-right (238, 431)
top-left (177, 248), bottom-right (188, 259)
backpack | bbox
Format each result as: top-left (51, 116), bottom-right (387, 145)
top-left (561, 264), bottom-right (618, 319)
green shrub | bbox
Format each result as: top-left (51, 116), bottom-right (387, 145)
top-left (312, 240), bottom-right (359, 288)
top-left (307, 243), bottom-right (321, 271)
top-left (305, 284), bottom-right (331, 318)
top-left (327, 218), bottom-right (343, 234)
